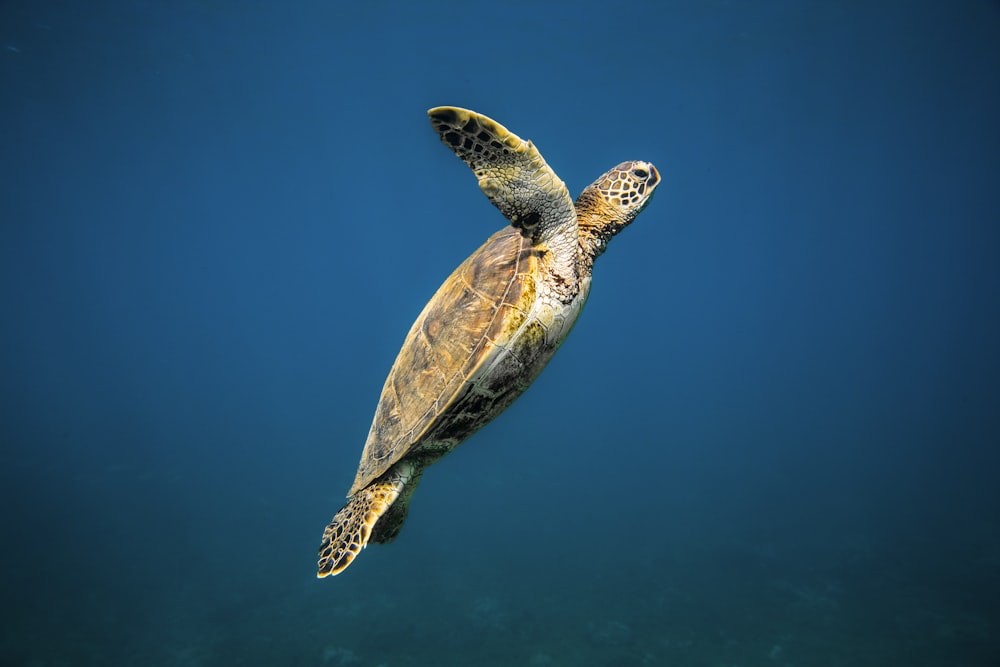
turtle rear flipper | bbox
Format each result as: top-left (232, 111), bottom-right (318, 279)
top-left (369, 464), bottom-right (425, 544)
top-left (317, 462), bottom-right (416, 577)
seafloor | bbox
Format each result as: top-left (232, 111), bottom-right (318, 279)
top-left (2, 517), bottom-right (995, 667)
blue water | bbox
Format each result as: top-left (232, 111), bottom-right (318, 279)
top-left (2, 1), bottom-right (999, 665)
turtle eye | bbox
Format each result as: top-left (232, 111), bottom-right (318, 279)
top-left (632, 167), bottom-right (648, 179)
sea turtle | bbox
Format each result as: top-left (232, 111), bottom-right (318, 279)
top-left (317, 106), bottom-right (659, 577)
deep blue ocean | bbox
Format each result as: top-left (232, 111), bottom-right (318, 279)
top-left (2, 1), bottom-right (998, 665)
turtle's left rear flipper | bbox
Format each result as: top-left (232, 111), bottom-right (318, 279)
top-left (316, 461), bottom-right (415, 577)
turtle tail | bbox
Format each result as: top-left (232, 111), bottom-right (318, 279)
top-left (317, 461), bottom-right (422, 577)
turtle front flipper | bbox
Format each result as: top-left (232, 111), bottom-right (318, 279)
top-left (317, 461), bottom-right (418, 577)
top-left (427, 106), bottom-right (576, 245)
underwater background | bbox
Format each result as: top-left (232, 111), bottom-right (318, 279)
top-left (2, 1), bottom-right (999, 665)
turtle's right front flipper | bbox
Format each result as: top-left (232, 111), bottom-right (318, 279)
top-left (427, 106), bottom-right (576, 245)
top-left (317, 461), bottom-right (418, 577)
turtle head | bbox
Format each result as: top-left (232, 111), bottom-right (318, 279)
top-left (575, 160), bottom-right (660, 265)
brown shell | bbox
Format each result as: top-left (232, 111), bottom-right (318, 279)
top-left (349, 225), bottom-right (541, 494)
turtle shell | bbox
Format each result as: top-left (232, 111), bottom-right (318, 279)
top-left (349, 225), bottom-right (547, 494)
